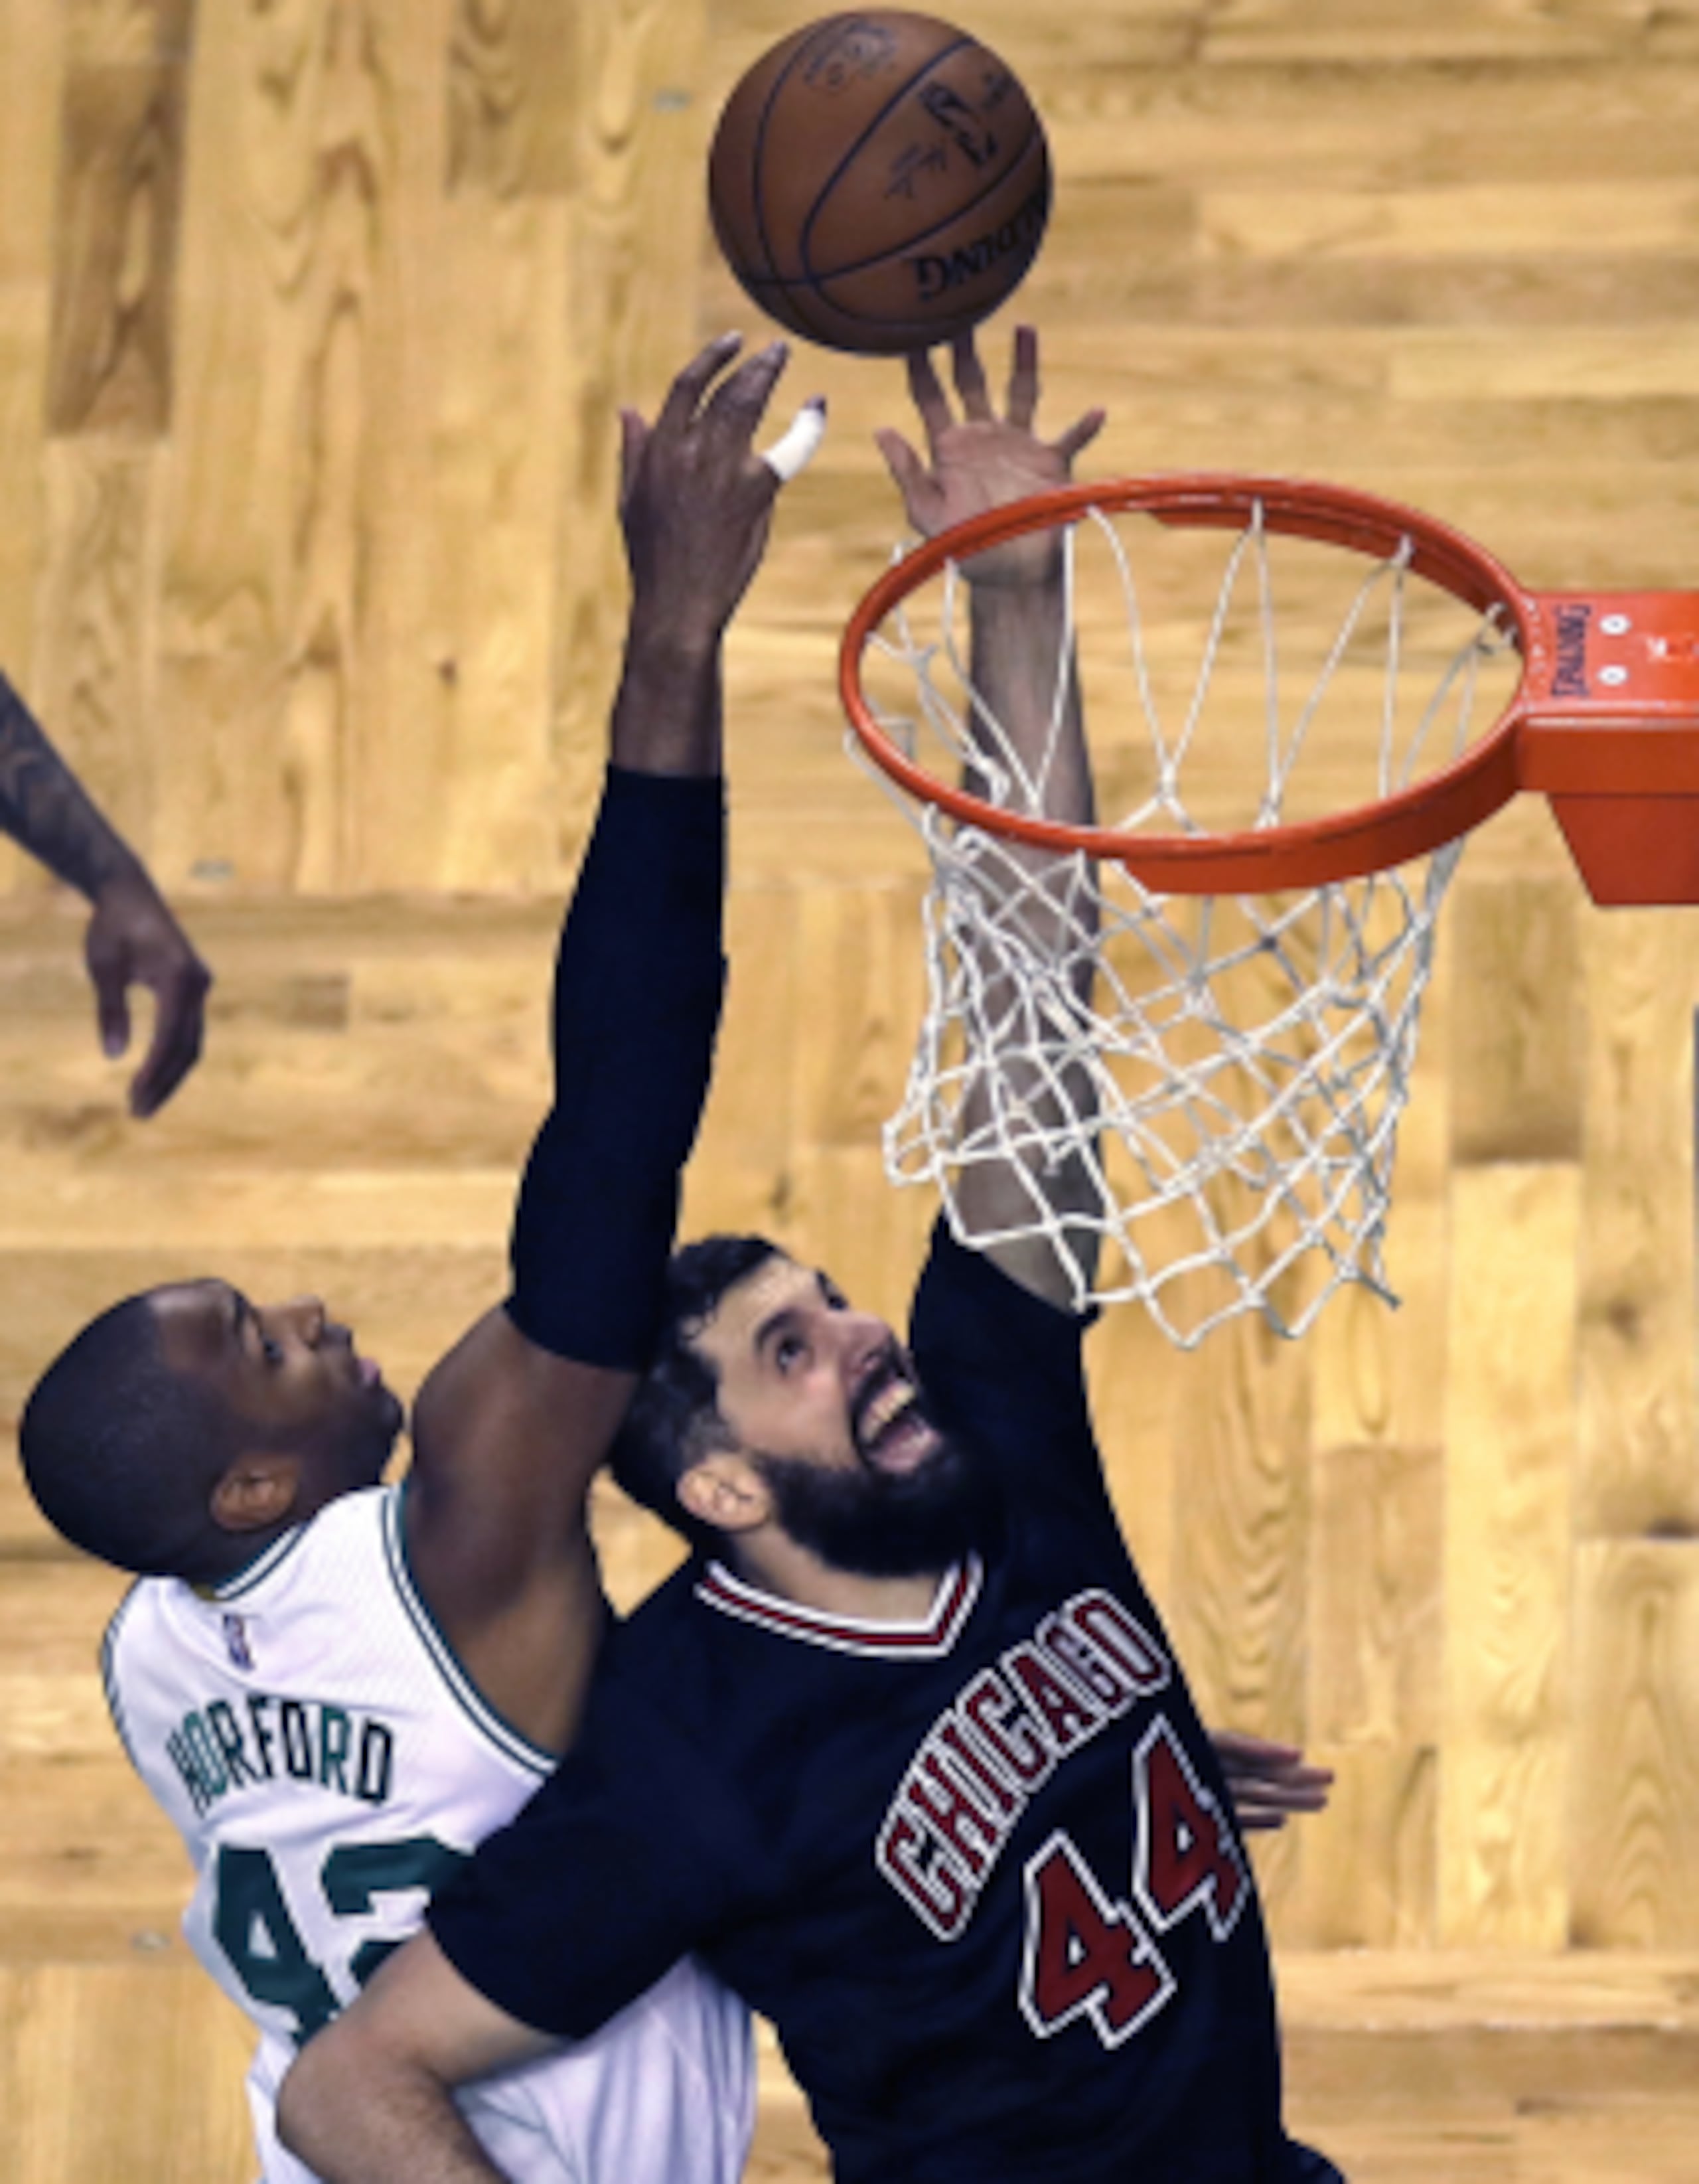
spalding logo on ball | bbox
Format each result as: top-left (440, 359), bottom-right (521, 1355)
top-left (708, 11), bottom-right (1050, 355)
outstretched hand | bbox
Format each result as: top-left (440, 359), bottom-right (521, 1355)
top-left (875, 325), bottom-right (1104, 586)
top-left (617, 333), bottom-right (825, 652)
top-left (84, 866), bottom-right (212, 1118)
top-left (1210, 1729), bottom-right (1335, 1835)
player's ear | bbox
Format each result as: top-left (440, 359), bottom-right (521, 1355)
top-left (209, 1452), bottom-right (303, 1535)
top-left (676, 1451), bottom-right (769, 1535)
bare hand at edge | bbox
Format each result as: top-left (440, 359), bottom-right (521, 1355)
top-left (1210, 1729), bottom-right (1336, 1834)
top-left (85, 866), bottom-right (212, 1119)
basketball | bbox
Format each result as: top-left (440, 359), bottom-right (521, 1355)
top-left (707, 11), bottom-right (1050, 356)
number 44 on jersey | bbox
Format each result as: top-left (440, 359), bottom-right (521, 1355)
top-left (1020, 1718), bottom-right (1250, 2049)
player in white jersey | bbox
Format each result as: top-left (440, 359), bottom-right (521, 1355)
top-left (20, 333), bottom-right (821, 2183)
top-left (97, 1354), bottom-right (1314, 2184)
top-left (101, 1488), bottom-right (750, 2184)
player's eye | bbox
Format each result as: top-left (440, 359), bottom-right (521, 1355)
top-left (259, 1330), bottom-right (283, 1367)
top-left (775, 1332), bottom-right (806, 1373)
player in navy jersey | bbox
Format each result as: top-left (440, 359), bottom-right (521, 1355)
top-left (276, 329), bottom-right (1340, 2184)
top-left (19, 333), bottom-right (826, 2183)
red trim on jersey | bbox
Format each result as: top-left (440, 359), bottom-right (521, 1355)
top-left (694, 1558), bottom-right (983, 1658)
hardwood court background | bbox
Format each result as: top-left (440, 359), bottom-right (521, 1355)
top-left (3, 2), bottom-right (1699, 2178)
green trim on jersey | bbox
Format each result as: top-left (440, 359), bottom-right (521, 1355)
top-left (99, 1582), bottom-right (145, 1773)
top-left (211, 1523), bottom-right (313, 1602)
top-left (382, 1485), bottom-right (554, 1779)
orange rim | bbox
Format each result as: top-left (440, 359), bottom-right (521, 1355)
top-left (839, 473), bottom-right (1540, 893)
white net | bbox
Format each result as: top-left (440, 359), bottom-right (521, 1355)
top-left (853, 498), bottom-right (1519, 1346)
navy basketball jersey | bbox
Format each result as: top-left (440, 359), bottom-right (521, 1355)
top-left (432, 1229), bottom-right (1328, 2181)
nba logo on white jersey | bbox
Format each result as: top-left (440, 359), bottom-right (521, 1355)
top-left (222, 1614), bottom-right (254, 1671)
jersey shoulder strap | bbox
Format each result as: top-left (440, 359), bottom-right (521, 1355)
top-left (375, 1484), bottom-right (554, 1778)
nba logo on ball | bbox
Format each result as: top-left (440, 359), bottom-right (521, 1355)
top-left (708, 11), bottom-right (1051, 354)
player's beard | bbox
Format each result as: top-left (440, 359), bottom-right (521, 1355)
top-left (750, 1431), bottom-right (994, 1579)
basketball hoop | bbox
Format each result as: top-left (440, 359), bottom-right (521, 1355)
top-left (839, 474), bottom-right (1699, 1345)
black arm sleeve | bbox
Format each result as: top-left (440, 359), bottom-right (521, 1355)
top-left (506, 765), bottom-right (725, 1368)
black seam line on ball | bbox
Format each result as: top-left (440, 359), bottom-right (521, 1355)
top-left (749, 141), bottom-right (1047, 322)
top-left (796, 34), bottom-right (980, 284)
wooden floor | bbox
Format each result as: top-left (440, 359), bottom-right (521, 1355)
top-left (5, 0), bottom-right (1699, 2177)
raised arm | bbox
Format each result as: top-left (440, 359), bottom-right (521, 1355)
top-left (403, 337), bottom-right (820, 1754)
top-left (877, 327), bottom-right (1104, 1306)
top-left (0, 672), bottom-right (210, 1116)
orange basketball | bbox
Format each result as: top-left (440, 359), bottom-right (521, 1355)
top-left (707, 12), bottom-right (1050, 356)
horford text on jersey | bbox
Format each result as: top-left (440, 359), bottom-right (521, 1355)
top-left (166, 1694), bottom-right (396, 1816)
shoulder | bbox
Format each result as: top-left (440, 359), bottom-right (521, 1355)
top-left (549, 1569), bottom-right (759, 1792)
top-left (447, 1575), bottom-right (740, 1865)
top-left (97, 1572), bottom-right (202, 1772)
top-left (307, 1480), bottom-right (396, 1541)
top-left (910, 1218), bottom-right (1092, 1393)
top-left (102, 1571), bottom-right (160, 1651)
top-left (99, 1575), bottom-right (164, 1730)
top-left (293, 1482), bottom-right (400, 1568)
top-left (204, 1486), bottom-right (394, 1611)
top-left (594, 1562), bottom-right (713, 1689)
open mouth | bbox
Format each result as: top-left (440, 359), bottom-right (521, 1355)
top-left (852, 1360), bottom-right (938, 1476)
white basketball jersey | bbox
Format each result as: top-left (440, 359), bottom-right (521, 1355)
top-left (102, 1484), bottom-right (753, 2184)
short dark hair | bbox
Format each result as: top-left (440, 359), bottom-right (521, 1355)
top-left (609, 1233), bottom-right (782, 1547)
top-left (19, 1293), bottom-right (236, 1578)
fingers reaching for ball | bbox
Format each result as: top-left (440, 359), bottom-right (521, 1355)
top-left (875, 325), bottom-right (1106, 580)
top-left (621, 334), bottom-right (815, 504)
top-left (652, 329), bottom-right (749, 445)
top-left (948, 337), bottom-right (995, 424)
top-left (1005, 324), bottom-right (1039, 431)
top-left (618, 333), bottom-right (825, 647)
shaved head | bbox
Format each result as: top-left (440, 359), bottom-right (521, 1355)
top-left (21, 1290), bottom-right (240, 1577)
top-left (21, 1279), bottom-right (402, 1583)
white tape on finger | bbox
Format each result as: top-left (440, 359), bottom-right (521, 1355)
top-left (761, 398), bottom-right (828, 483)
